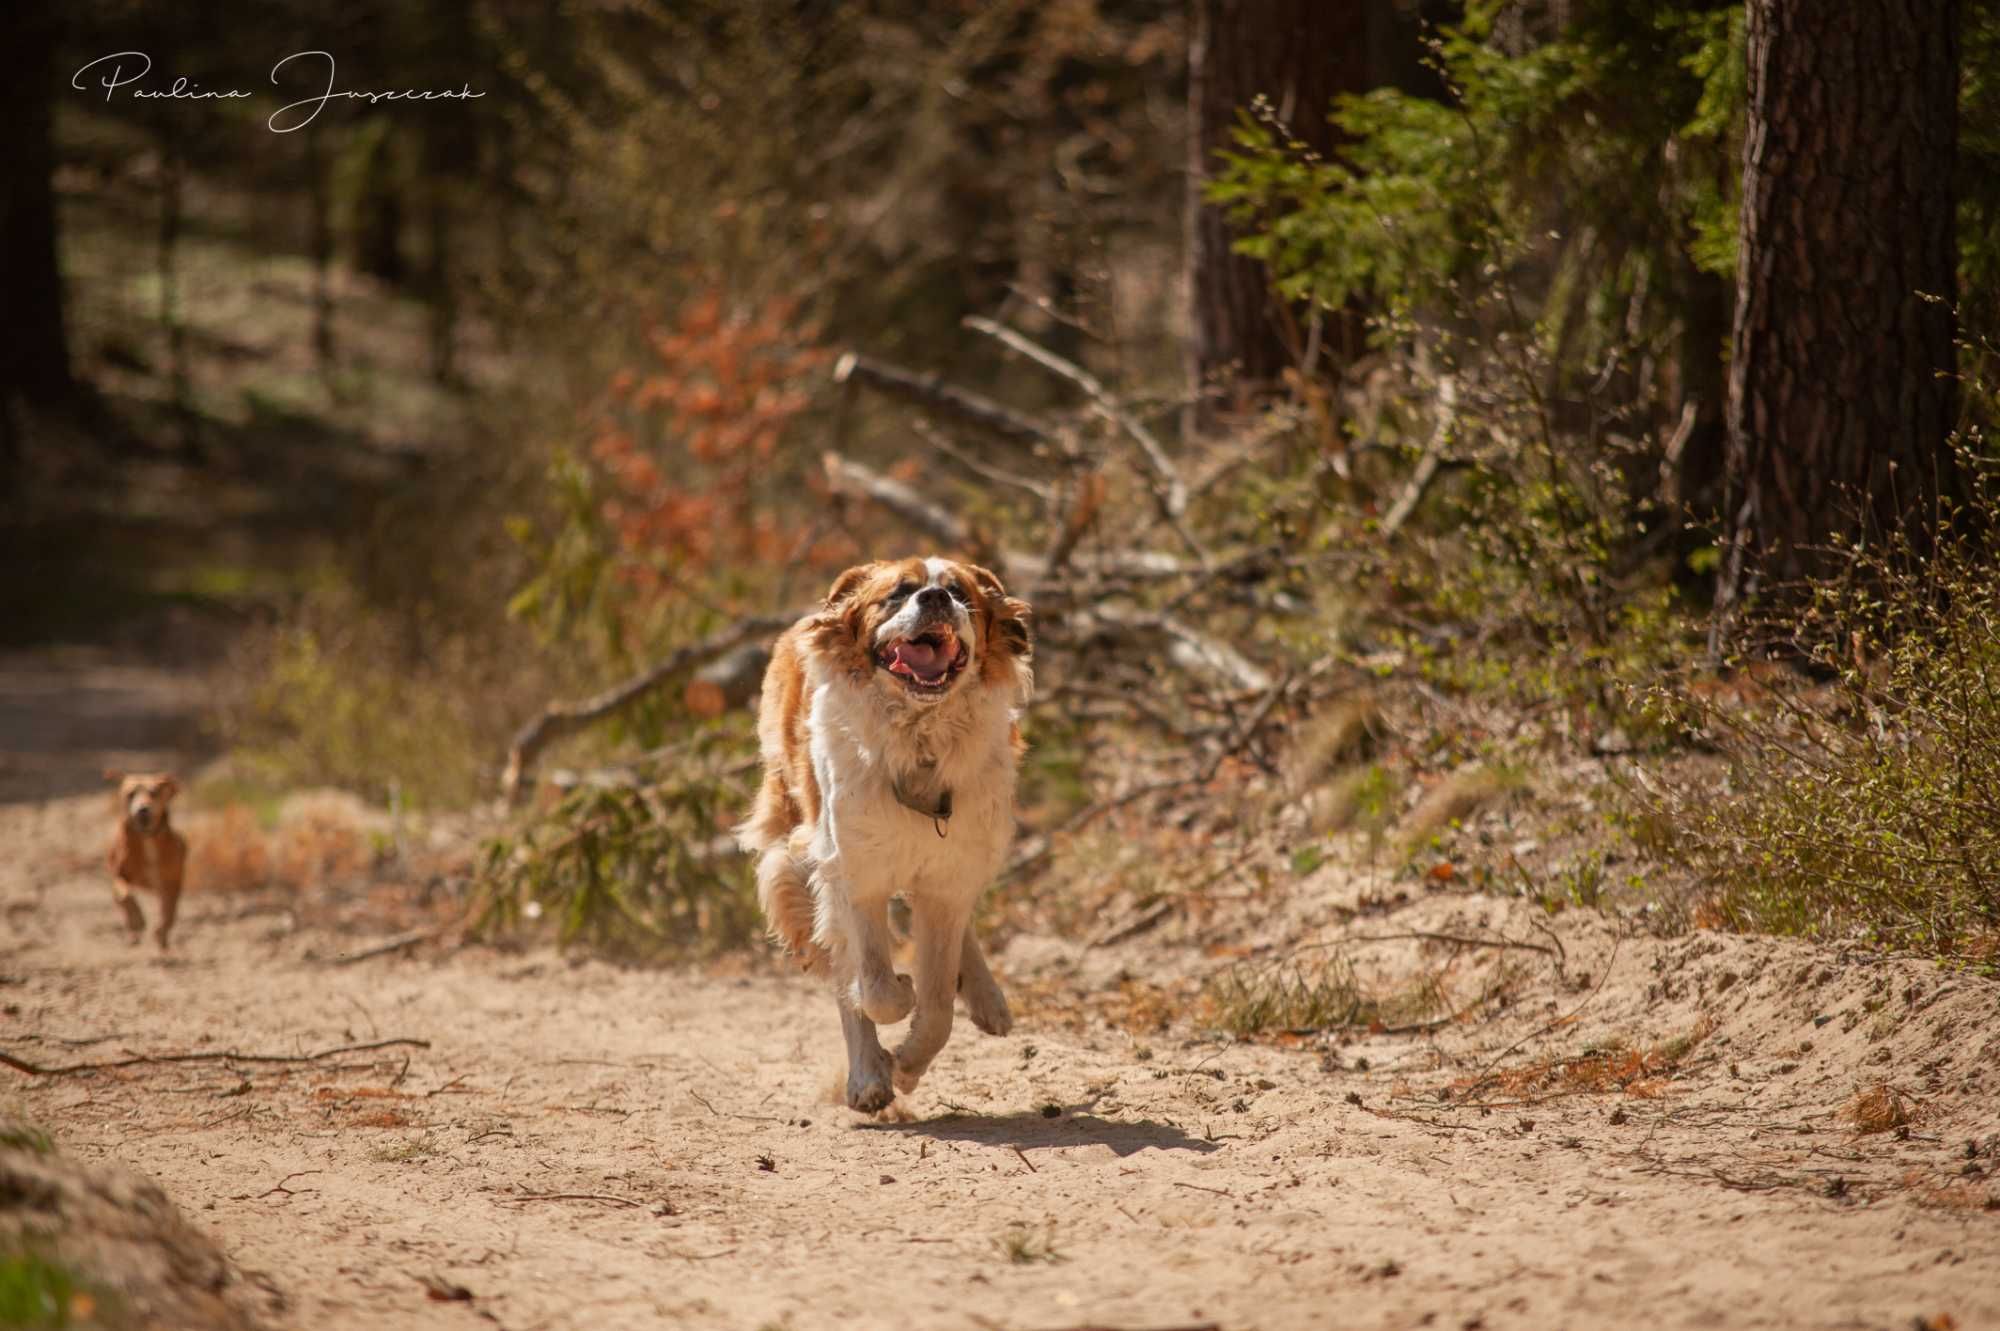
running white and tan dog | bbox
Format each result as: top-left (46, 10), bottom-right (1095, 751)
top-left (738, 556), bottom-right (1032, 1111)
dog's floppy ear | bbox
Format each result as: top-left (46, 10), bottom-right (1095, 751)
top-left (963, 563), bottom-right (1008, 601)
top-left (822, 562), bottom-right (875, 609)
top-left (104, 768), bottom-right (125, 785)
top-left (808, 562), bottom-right (878, 676)
top-left (159, 775), bottom-right (181, 801)
top-left (965, 564), bottom-right (1032, 660)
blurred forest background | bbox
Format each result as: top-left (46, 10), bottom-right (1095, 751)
top-left (4, 0), bottom-right (1997, 970)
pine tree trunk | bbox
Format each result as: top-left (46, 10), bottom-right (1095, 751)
top-left (306, 128), bottom-right (337, 383)
top-left (1721, 0), bottom-right (1961, 602)
top-left (0, 6), bottom-right (75, 408)
top-left (1184, 0), bottom-right (1375, 419)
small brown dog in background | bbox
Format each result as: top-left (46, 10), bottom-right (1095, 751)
top-left (105, 771), bottom-right (186, 949)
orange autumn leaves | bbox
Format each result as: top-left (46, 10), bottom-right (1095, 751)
top-left (591, 289), bottom-right (853, 597)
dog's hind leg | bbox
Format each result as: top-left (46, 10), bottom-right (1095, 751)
top-left (892, 896), bottom-right (972, 1094)
top-left (958, 923), bottom-right (1012, 1036)
top-left (838, 993), bottom-right (896, 1112)
top-left (756, 844), bottom-right (829, 972)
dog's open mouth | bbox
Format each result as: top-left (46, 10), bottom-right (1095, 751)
top-left (878, 626), bottom-right (969, 693)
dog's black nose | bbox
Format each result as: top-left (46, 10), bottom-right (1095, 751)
top-left (916, 586), bottom-right (950, 612)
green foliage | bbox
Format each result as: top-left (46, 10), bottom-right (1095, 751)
top-left (225, 575), bottom-right (486, 809)
top-left (1207, 4), bottom-right (1732, 731)
top-left (473, 728), bottom-right (761, 960)
top-left (1646, 448), bottom-right (2000, 957)
top-left (0, 1250), bottom-right (108, 1330)
top-left (0, 1125), bottom-right (54, 1157)
top-left (505, 451), bottom-right (625, 661)
top-left (1209, 1), bottom-right (1744, 332)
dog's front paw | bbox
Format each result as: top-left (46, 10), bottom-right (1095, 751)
top-left (853, 970), bottom-right (916, 1026)
top-left (964, 979), bottom-right (1012, 1037)
top-left (846, 1047), bottom-right (896, 1113)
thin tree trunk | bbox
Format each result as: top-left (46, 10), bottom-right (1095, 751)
top-left (306, 127), bottom-right (337, 386)
top-left (1185, 0), bottom-right (1411, 426)
top-left (1719, 0), bottom-right (1961, 610)
top-left (426, 175), bottom-right (457, 387)
top-left (158, 141), bottom-right (195, 452)
top-left (0, 5), bottom-right (75, 410)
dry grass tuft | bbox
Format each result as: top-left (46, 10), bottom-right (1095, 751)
top-left (1284, 696), bottom-right (1383, 795)
top-left (1395, 764), bottom-right (1515, 858)
top-left (1843, 1082), bottom-right (1915, 1135)
top-left (184, 798), bottom-right (371, 894)
top-left (1205, 954), bottom-right (1451, 1037)
top-left (995, 1222), bottom-right (1064, 1265)
top-left (1466, 1015), bottom-right (1717, 1101)
top-left (1301, 763), bottom-right (1403, 838)
top-left (1901, 1169), bottom-right (1996, 1215)
top-left (184, 804), bottom-right (273, 892)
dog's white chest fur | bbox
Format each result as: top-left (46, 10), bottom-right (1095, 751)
top-left (805, 665), bottom-right (1018, 901)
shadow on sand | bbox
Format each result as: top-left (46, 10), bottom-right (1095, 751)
top-left (861, 1104), bottom-right (1221, 1157)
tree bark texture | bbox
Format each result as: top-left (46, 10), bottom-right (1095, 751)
top-left (1185, 0), bottom-right (1374, 413)
top-left (0, 5), bottom-right (75, 406)
top-left (1722, 0), bottom-right (1961, 595)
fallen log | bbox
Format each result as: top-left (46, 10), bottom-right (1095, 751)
top-left (501, 613), bottom-right (795, 801)
top-left (832, 351), bottom-right (1055, 450)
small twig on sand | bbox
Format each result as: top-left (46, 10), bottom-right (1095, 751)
top-left (1010, 1145), bottom-right (1038, 1174)
top-left (1170, 1181), bottom-right (1232, 1198)
top-left (496, 1192), bottom-right (650, 1208)
top-left (325, 927), bottom-right (444, 966)
top-left (1293, 931), bottom-right (1560, 958)
top-left (0, 1037), bottom-right (430, 1078)
top-left (1450, 936), bottom-right (1622, 1105)
top-left (688, 1089), bottom-right (783, 1123)
top-left (242, 1169), bottom-right (322, 1200)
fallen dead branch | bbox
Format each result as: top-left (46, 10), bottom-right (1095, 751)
top-left (1076, 607), bottom-right (1273, 692)
top-left (1378, 374), bottom-right (1458, 538)
top-left (1296, 930), bottom-right (1560, 958)
top-left (502, 612), bottom-right (797, 801)
top-left (832, 350), bottom-right (1055, 450)
top-left (1448, 935), bottom-right (1624, 1106)
top-left (962, 316), bottom-right (1188, 519)
top-left (0, 1036), bottom-right (431, 1078)
top-left (1008, 676), bottom-right (1291, 879)
top-left (322, 926), bottom-right (446, 966)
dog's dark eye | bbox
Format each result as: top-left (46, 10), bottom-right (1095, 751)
top-left (946, 583), bottom-right (971, 606)
top-left (889, 581), bottom-right (919, 602)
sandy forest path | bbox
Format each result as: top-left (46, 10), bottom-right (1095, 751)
top-left (3, 660), bottom-right (2000, 1331)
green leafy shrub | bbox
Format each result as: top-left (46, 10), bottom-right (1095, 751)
top-left (472, 728), bottom-right (760, 959)
top-left (1645, 449), bottom-right (2000, 958)
top-left (0, 1249), bottom-right (107, 1330)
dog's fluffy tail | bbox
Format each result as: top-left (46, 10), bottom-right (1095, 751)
top-left (754, 843), bottom-right (828, 973)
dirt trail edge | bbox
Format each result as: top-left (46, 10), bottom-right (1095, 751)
top-left (4, 789), bottom-right (1998, 1331)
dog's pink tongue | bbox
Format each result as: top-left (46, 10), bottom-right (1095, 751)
top-left (889, 640), bottom-right (946, 677)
